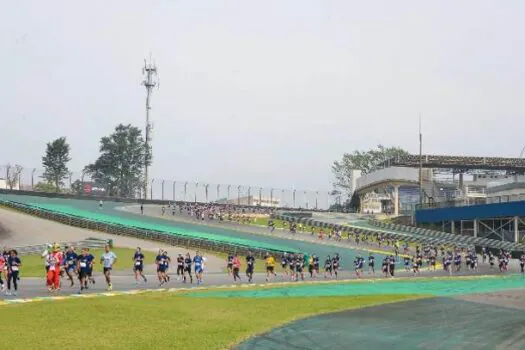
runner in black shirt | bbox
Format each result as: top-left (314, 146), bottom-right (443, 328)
top-left (176, 254), bottom-right (184, 280)
top-left (183, 253), bottom-right (193, 284)
top-left (226, 253), bottom-right (234, 276)
top-left (246, 252), bottom-right (255, 283)
top-left (368, 253), bottom-right (375, 275)
top-left (324, 256), bottom-right (332, 279)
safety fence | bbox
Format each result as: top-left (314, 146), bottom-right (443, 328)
top-left (0, 200), bottom-right (299, 259)
top-left (0, 165), bottom-right (335, 210)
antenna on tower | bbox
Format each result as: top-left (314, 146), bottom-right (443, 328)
top-left (142, 55), bottom-right (159, 199)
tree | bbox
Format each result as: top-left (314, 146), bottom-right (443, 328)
top-left (84, 124), bottom-right (149, 198)
top-left (347, 191), bottom-right (361, 212)
top-left (6, 164), bottom-right (23, 190)
top-left (34, 181), bottom-right (59, 193)
top-left (42, 137), bottom-right (71, 191)
top-left (71, 179), bottom-right (84, 194)
top-left (332, 145), bottom-right (408, 195)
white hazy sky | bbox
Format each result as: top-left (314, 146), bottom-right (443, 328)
top-left (1, 0), bottom-right (525, 192)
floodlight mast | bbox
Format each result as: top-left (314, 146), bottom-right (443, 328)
top-left (142, 56), bottom-right (158, 199)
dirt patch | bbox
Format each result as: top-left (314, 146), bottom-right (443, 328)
top-left (0, 219), bottom-right (12, 241)
top-left (455, 288), bottom-right (525, 311)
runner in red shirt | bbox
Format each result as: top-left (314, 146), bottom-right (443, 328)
top-left (46, 244), bottom-right (63, 293)
top-left (0, 253), bottom-right (5, 290)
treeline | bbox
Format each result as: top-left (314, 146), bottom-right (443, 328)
top-left (32, 124), bottom-right (150, 198)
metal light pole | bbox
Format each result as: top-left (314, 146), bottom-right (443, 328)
top-left (216, 184), bottom-right (220, 201)
top-left (195, 182), bottom-right (199, 203)
top-left (281, 189), bottom-right (285, 207)
top-left (150, 179), bottom-right (154, 200)
top-left (248, 186), bottom-right (251, 206)
top-left (270, 188), bottom-right (274, 206)
top-left (315, 191), bottom-right (319, 210)
top-left (258, 187), bottom-right (262, 206)
top-left (31, 168), bottom-right (36, 190)
top-left (172, 181), bottom-right (176, 201)
top-left (304, 190), bottom-right (308, 209)
top-left (237, 185), bottom-right (241, 205)
top-left (184, 182), bottom-right (188, 202)
top-left (161, 180), bottom-right (165, 200)
top-left (293, 189), bottom-right (296, 208)
top-left (419, 115), bottom-right (423, 207)
top-left (205, 184), bottom-right (209, 202)
top-left (227, 185), bottom-right (231, 200)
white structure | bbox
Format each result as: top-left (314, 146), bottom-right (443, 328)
top-left (216, 196), bottom-right (280, 207)
top-left (0, 179), bottom-right (19, 190)
top-left (486, 182), bottom-right (525, 204)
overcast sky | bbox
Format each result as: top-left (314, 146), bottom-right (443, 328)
top-left (1, 0), bottom-right (524, 194)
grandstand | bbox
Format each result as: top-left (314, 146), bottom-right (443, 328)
top-left (377, 154), bottom-right (525, 173)
top-left (355, 153), bottom-right (525, 215)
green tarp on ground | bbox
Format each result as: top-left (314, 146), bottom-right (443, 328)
top-left (16, 201), bottom-right (299, 253)
top-left (186, 275), bottom-right (525, 298)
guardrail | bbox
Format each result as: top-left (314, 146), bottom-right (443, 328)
top-left (0, 200), bottom-right (293, 259)
top-left (11, 238), bottom-right (108, 256)
top-left (0, 188), bottom-right (329, 213)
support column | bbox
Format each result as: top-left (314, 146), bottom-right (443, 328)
top-left (451, 220), bottom-right (455, 234)
top-left (514, 216), bottom-right (519, 243)
top-left (393, 185), bottom-right (399, 216)
top-left (473, 219), bottom-right (478, 238)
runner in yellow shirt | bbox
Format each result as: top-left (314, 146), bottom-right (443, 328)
top-left (265, 254), bottom-right (277, 282)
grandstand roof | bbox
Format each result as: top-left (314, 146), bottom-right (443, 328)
top-left (378, 154), bottom-right (525, 173)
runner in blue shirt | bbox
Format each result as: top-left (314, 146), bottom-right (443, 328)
top-left (162, 250), bottom-right (171, 284)
top-left (64, 246), bottom-right (78, 287)
top-left (6, 250), bottom-right (21, 296)
top-left (155, 250), bottom-right (167, 286)
top-left (86, 249), bottom-right (96, 286)
top-left (132, 247), bottom-right (147, 284)
top-left (77, 248), bottom-right (93, 293)
top-left (100, 245), bottom-right (117, 291)
top-left (193, 252), bottom-right (204, 285)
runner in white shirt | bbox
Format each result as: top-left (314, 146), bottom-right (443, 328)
top-left (100, 245), bottom-right (117, 291)
top-left (41, 243), bottom-right (52, 273)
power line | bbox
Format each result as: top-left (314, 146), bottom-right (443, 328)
top-left (142, 55), bottom-right (159, 199)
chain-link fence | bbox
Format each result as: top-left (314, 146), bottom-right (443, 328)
top-left (0, 164), bottom-right (334, 209)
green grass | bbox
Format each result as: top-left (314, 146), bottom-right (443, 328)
top-left (18, 247), bottom-right (155, 277)
top-left (0, 292), bottom-right (419, 349)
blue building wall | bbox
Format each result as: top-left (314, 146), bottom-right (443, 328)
top-left (415, 201), bottom-right (525, 223)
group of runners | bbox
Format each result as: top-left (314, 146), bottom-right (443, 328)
top-left (2, 241), bottom-right (524, 297)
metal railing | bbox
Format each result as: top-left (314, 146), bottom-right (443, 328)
top-left (0, 164), bottom-right (333, 210)
top-left (11, 238), bottom-right (108, 256)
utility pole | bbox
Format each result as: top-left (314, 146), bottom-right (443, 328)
top-left (142, 55), bottom-right (159, 199)
top-left (419, 114), bottom-right (423, 208)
